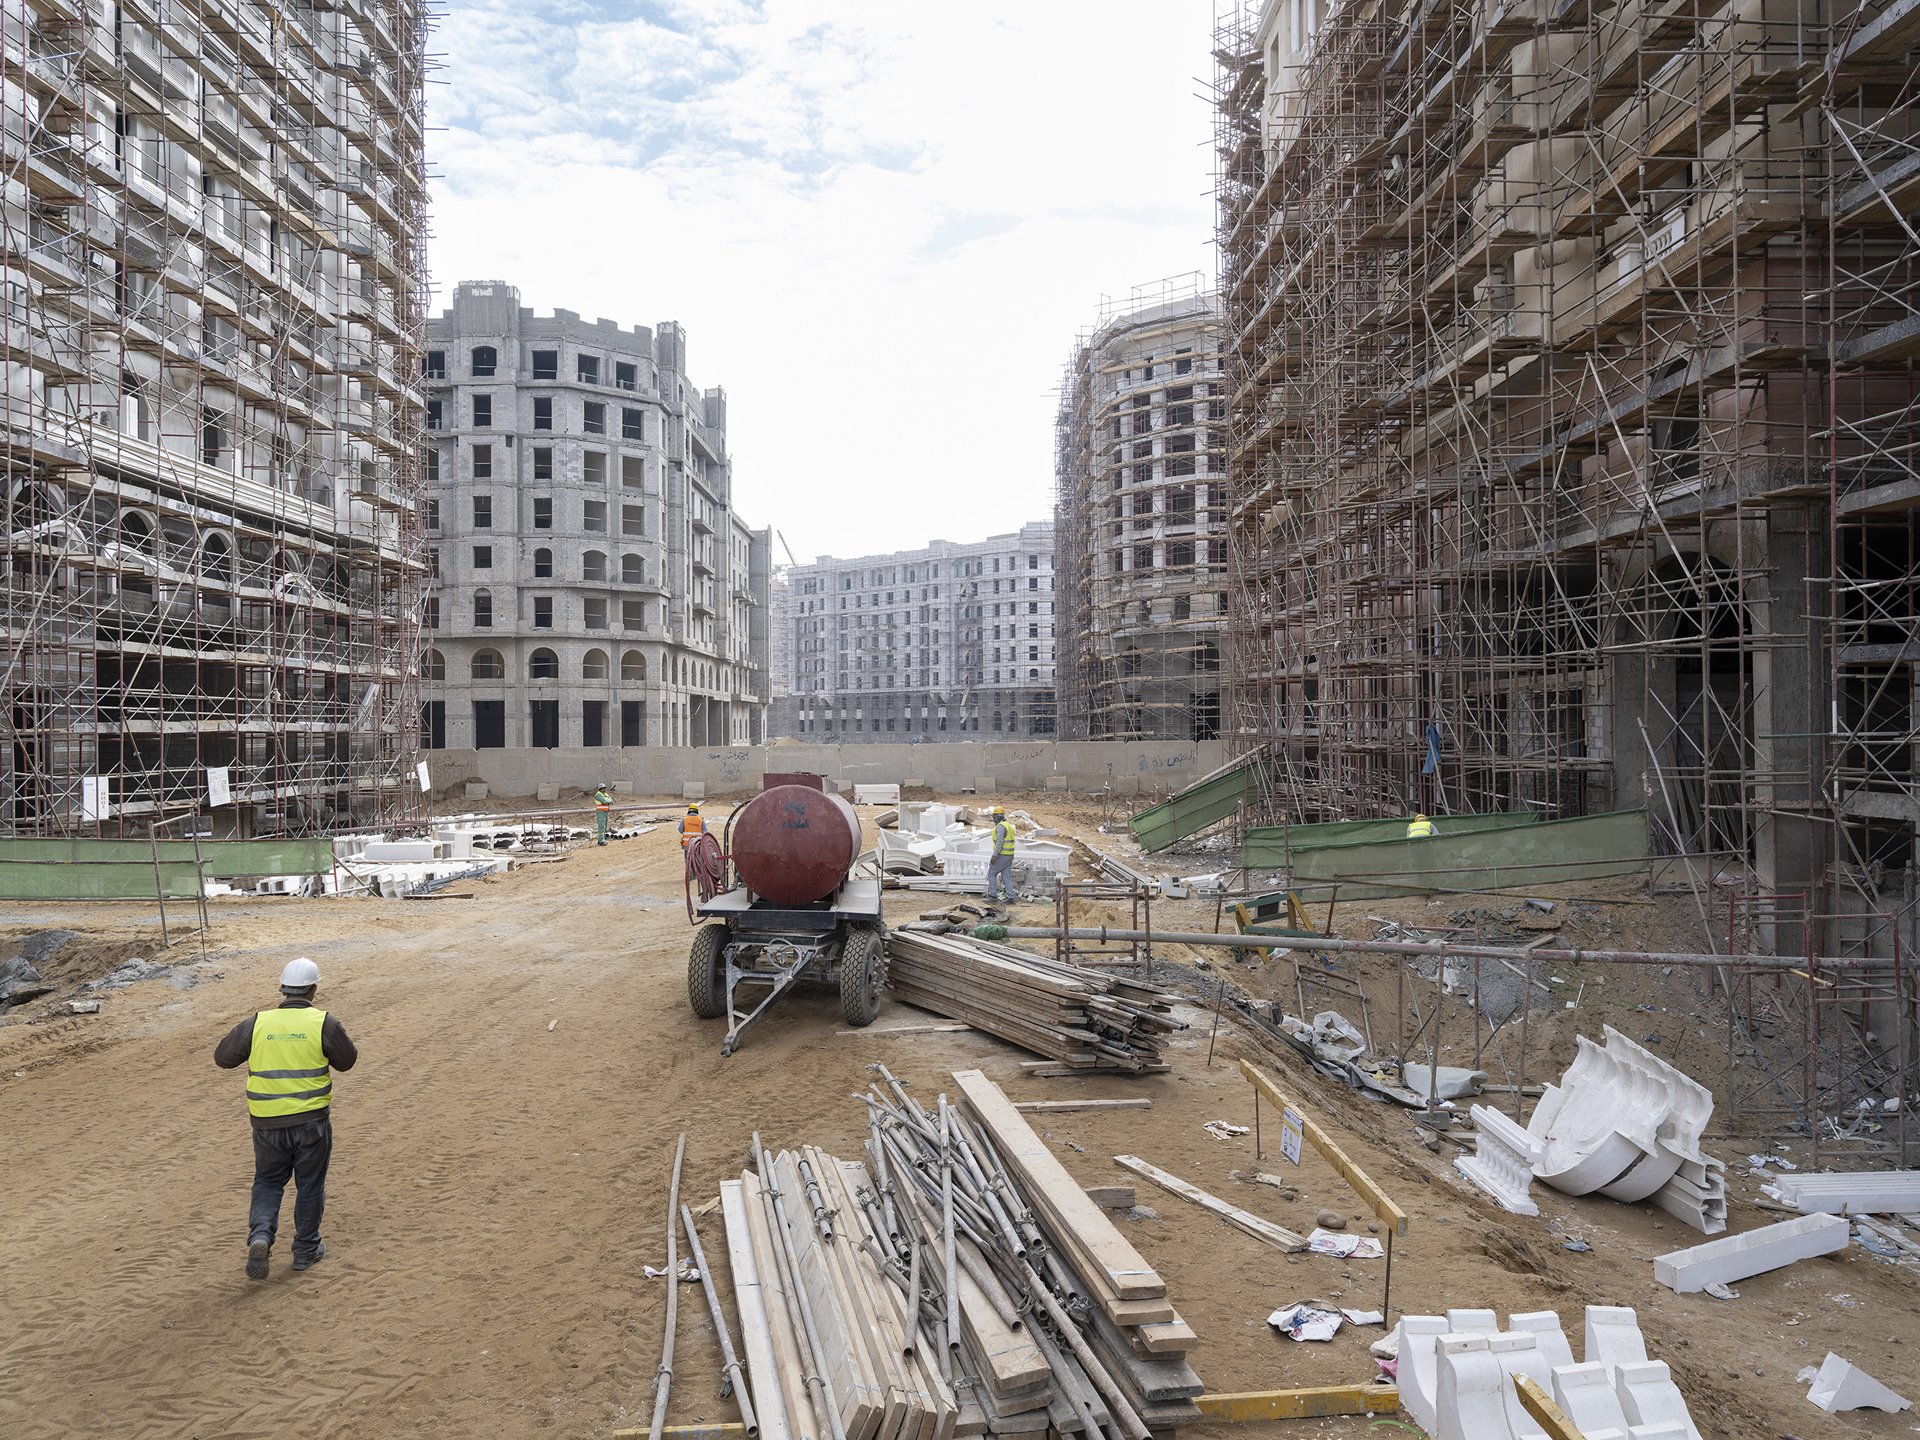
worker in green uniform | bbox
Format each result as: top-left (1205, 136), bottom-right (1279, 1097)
top-left (594, 783), bottom-right (613, 845)
top-left (214, 957), bottom-right (357, 1279)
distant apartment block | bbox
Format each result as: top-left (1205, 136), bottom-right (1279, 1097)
top-left (771, 523), bottom-right (1057, 741)
top-left (423, 282), bottom-right (770, 751)
top-left (1055, 281), bottom-right (1226, 741)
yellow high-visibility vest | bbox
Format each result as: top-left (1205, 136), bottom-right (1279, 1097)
top-left (246, 1007), bottom-right (332, 1120)
top-left (993, 822), bottom-right (1016, 856)
top-left (1406, 818), bottom-right (1435, 839)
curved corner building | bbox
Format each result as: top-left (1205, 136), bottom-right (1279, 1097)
top-left (1055, 279), bottom-right (1225, 741)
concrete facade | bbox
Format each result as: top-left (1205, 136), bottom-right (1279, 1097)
top-left (426, 738), bottom-right (1226, 800)
top-left (1056, 282), bottom-right (1227, 741)
top-left (770, 523), bottom-right (1058, 741)
top-left (422, 282), bottom-right (771, 753)
top-left (1, 0), bottom-right (429, 837)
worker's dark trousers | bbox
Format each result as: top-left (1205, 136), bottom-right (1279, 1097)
top-left (248, 1114), bottom-right (332, 1258)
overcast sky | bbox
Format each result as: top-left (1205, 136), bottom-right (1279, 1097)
top-left (427, 1), bottom-right (1218, 564)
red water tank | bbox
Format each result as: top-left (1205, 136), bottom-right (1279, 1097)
top-left (730, 784), bottom-right (863, 906)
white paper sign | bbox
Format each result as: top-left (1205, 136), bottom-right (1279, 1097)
top-left (206, 766), bottom-right (232, 808)
top-left (415, 760), bottom-right (431, 791)
top-left (81, 775), bottom-right (110, 821)
top-left (1279, 1107), bottom-right (1305, 1167)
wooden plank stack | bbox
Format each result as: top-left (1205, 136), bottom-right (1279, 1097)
top-left (885, 931), bottom-right (1186, 1073)
top-left (704, 1067), bottom-right (1203, 1440)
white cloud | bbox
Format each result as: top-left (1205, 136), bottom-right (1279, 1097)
top-left (428, 0), bottom-right (1217, 561)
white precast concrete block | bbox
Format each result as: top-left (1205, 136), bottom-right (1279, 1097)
top-left (363, 839), bottom-right (434, 863)
top-left (1509, 1311), bottom-right (1576, 1371)
top-left (1552, 1362), bottom-right (1633, 1433)
top-left (1651, 1212), bottom-right (1849, 1293)
top-left (1615, 1361), bottom-right (1703, 1440)
top-left (1391, 1316), bottom-right (1453, 1435)
top-left (1627, 1426), bottom-right (1691, 1439)
top-left (1489, 1332), bottom-right (1554, 1435)
top-left (1584, 1307), bottom-right (1649, 1372)
top-left (1805, 1352), bottom-right (1912, 1412)
top-left (1434, 1335), bottom-right (1518, 1440)
top-left (1765, 1169), bottom-right (1920, 1215)
top-left (1446, 1307), bottom-right (1500, 1335)
top-left (853, 783), bottom-right (901, 805)
top-left (1459, 1105), bottom-right (1545, 1215)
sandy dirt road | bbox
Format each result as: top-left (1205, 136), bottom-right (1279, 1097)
top-left (2, 804), bottom-right (1915, 1439)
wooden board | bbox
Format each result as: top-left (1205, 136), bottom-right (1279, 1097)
top-left (952, 1069), bottom-right (1167, 1302)
top-left (1239, 1059), bottom-right (1410, 1236)
top-left (1112, 1154), bottom-right (1307, 1253)
top-left (1014, 1098), bottom-right (1152, 1113)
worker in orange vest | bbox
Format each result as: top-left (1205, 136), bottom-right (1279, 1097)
top-left (593, 783), bottom-right (612, 846)
top-left (679, 803), bottom-right (706, 850)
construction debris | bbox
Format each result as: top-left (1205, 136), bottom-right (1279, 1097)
top-left (708, 1067), bottom-right (1203, 1440)
top-left (1803, 1353), bottom-right (1912, 1414)
top-left (1762, 1170), bottom-right (1920, 1216)
top-left (1528, 1027), bottom-right (1727, 1233)
top-left (1651, 1214), bottom-right (1850, 1294)
top-left (885, 930), bottom-right (1184, 1072)
top-left (1112, 1155), bottom-right (1306, 1253)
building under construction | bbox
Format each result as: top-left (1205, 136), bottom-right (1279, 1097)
top-left (1215, 0), bottom-right (1920, 910)
top-left (1055, 279), bottom-right (1227, 742)
top-left (2, 0), bottom-right (430, 837)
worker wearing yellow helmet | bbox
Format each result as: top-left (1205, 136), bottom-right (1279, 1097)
top-left (1406, 812), bottom-right (1436, 839)
top-left (985, 806), bottom-right (1017, 902)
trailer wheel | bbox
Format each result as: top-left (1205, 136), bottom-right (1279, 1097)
top-left (839, 924), bottom-right (885, 1027)
top-left (688, 923), bottom-right (729, 1019)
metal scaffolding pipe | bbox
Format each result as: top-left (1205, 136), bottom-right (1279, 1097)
top-left (998, 925), bottom-right (1888, 971)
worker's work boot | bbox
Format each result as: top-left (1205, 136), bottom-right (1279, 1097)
top-left (291, 1243), bottom-right (326, 1272)
top-left (246, 1239), bottom-right (270, 1281)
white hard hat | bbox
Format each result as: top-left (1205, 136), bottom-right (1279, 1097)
top-left (279, 957), bottom-right (320, 990)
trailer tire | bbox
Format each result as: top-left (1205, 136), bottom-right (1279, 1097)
top-left (839, 924), bottom-right (885, 1027)
top-left (688, 923), bottom-right (729, 1020)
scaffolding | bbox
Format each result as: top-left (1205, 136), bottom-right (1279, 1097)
top-left (1214, 0), bottom-right (1920, 1153)
top-left (1055, 274), bottom-right (1227, 742)
top-left (2, 0), bottom-right (431, 839)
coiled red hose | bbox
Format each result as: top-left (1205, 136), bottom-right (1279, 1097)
top-left (683, 831), bottom-right (726, 923)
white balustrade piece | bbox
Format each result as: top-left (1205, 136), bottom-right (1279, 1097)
top-left (1459, 1105), bottom-right (1544, 1215)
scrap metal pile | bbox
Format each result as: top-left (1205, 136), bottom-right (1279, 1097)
top-left (709, 1066), bottom-right (1201, 1440)
top-left (885, 930), bottom-right (1185, 1073)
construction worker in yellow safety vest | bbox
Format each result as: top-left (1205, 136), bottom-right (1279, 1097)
top-left (1407, 813), bottom-right (1436, 839)
top-left (680, 803), bottom-right (707, 851)
top-left (594, 783), bottom-right (613, 846)
top-left (213, 957), bottom-right (357, 1280)
top-left (985, 806), bottom-right (1017, 902)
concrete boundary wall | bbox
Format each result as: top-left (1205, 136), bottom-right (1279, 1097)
top-left (424, 741), bottom-right (1229, 801)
